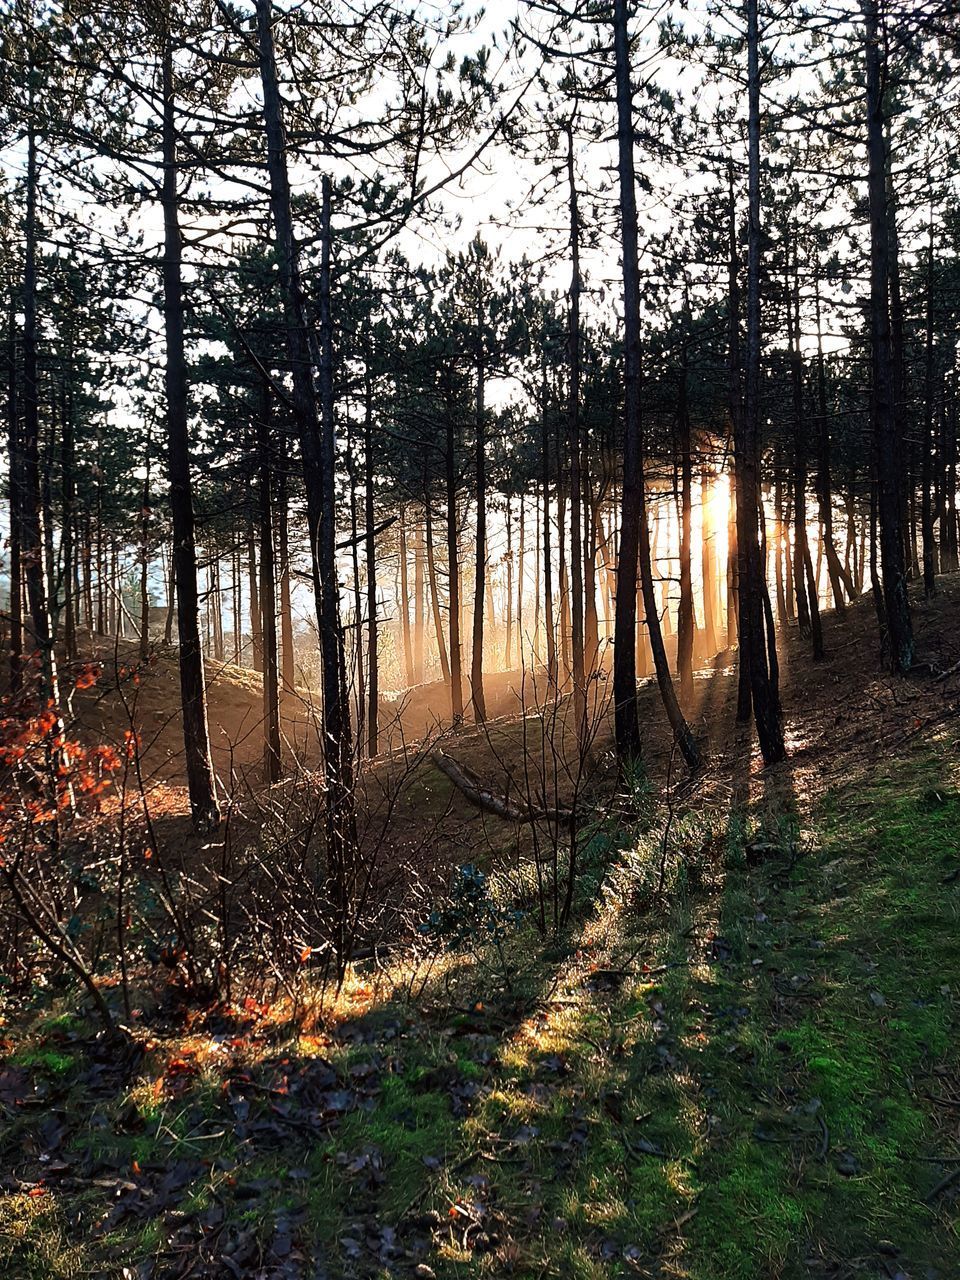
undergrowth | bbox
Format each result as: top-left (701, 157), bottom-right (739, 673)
top-left (2, 732), bottom-right (959, 1278)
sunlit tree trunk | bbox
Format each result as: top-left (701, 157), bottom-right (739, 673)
top-left (413, 511), bottom-right (425, 683)
top-left (541, 370), bottom-right (557, 686)
top-left (566, 119), bottom-right (586, 732)
top-left (398, 505), bottom-right (414, 690)
top-left (258, 383), bottom-right (281, 782)
top-left (276, 438), bottom-right (295, 690)
top-left (444, 405), bottom-right (464, 719)
top-left (700, 455), bottom-right (718, 658)
top-left (424, 498), bottom-right (450, 687)
top-left (471, 312), bottom-right (487, 722)
top-left (364, 358), bottom-right (379, 754)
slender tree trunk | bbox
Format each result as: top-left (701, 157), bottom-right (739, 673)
top-left (413, 510), bottom-right (424, 682)
top-left (212, 557), bottom-right (224, 662)
top-left (82, 512), bottom-right (93, 634)
top-left (789, 251), bottom-right (822, 658)
top-left (517, 498), bottom-right (525, 665)
top-left (504, 498), bottom-right (514, 669)
top-left (139, 448), bottom-right (151, 660)
top-left (700, 455), bottom-right (718, 657)
top-left (61, 381), bottom-right (77, 661)
top-left (398, 506), bottom-right (414, 689)
top-left (612, 0), bottom-right (642, 758)
top-left (676, 317), bottom-right (694, 706)
top-left (863, 0), bottom-right (913, 671)
top-left (20, 119), bottom-right (61, 709)
top-left (7, 304), bottom-right (23, 692)
top-left (612, 0), bottom-right (697, 769)
top-left (584, 483), bottom-right (600, 673)
top-left (256, 0), bottom-right (356, 920)
top-left (741, 0), bottom-right (784, 763)
top-left (921, 208), bottom-right (936, 597)
top-left (813, 275), bottom-right (852, 608)
top-left (728, 164), bottom-right (751, 722)
top-left (774, 459), bottom-right (787, 628)
top-left (347, 455), bottom-right (363, 746)
top-left (160, 31), bottom-right (219, 830)
top-left (943, 379), bottom-right (959, 572)
top-left (163, 543), bottom-right (175, 645)
top-left (541, 371), bottom-right (557, 686)
top-left (726, 462), bottom-right (738, 646)
top-left (231, 544), bottom-right (241, 664)
top-left (471, 323), bottom-right (487, 722)
top-left (256, 384), bottom-right (281, 782)
top-left (276, 438), bottom-right (295, 689)
top-left (566, 119), bottom-right (586, 733)
top-left (364, 358), bottom-right (379, 754)
top-left (558, 485), bottom-right (571, 678)
top-left (424, 498), bottom-right (450, 686)
top-left (444, 407), bottom-right (464, 719)
top-left (247, 517), bottom-right (262, 671)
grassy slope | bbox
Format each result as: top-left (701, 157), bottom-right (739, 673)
top-left (3, 726), bottom-right (958, 1278)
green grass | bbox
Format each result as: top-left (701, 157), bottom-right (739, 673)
top-left (2, 733), bottom-right (958, 1278)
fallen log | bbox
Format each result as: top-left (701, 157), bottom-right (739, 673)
top-left (432, 749), bottom-right (575, 827)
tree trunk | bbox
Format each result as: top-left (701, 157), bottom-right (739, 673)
top-left (444, 405), bottom-right (464, 719)
top-left (741, 0), bottom-right (785, 763)
top-left (399, 507), bottom-right (414, 690)
top-left (612, 0), bottom-right (697, 770)
top-left (413, 509), bottom-right (424, 682)
top-left (7, 303), bottom-right (23, 692)
top-left (160, 31), bottom-right (219, 831)
top-left (789, 250), bottom-right (823, 659)
top-left (813, 275), bottom-right (853, 608)
top-left (541, 371), bottom-right (557, 686)
top-left (921, 208), bottom-right (936, 597)
top-left (247, 517), bottom-right (262, 671)
top-left (139, 448), bottom-right (151, 660)
top-left (61, 381), bottom-right (77, 661)
top-left (700, 455), bottom-right (719, 657)
top-left (862, 0), bottom-right (913, 671)
top-left (676, 316), bottom-right (694, 706)
top-left (504, 498), bottom-right (514, 669)
top-left (211, 558), bottom-right (224, 662)
top-left (256, 385), bottom-right (281, 783)
top-left (256, 0), bottom-right (356, 923)
top-left (424, 498), bottom-right (450, 687)
top-left (364, 359), bottom-right (379, 754)
top-left (471, 321), bottom-right (487, 722)
top-left (566, 119), bottom-right (586, 733)
top-left (728, 164), bottom-right (751, 723)
top-left (20, 119), bottom-right (61, 709)
top-left (276, 438), bottom-right (295, 689)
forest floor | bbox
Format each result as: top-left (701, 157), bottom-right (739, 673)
top-left (3, 582), bottom-right (960, 1278)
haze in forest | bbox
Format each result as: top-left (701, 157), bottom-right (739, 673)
top-left (1, 2), bottom-right (959, 1278)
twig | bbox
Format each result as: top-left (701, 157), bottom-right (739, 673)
top-left (925, 1165), bottom-right (960, 1201)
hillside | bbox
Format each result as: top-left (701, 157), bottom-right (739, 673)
top-left (1, 582), bottom-right (959, 1278)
